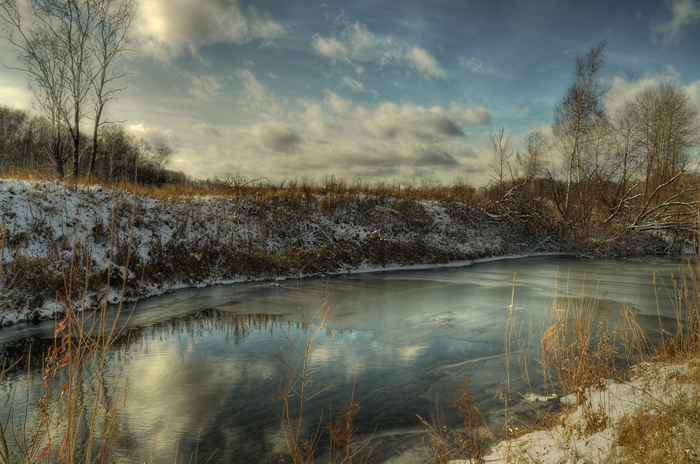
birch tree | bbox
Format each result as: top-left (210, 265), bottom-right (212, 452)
top-left (0, 0), bottom-right (136, 178)
top-left (552, 41), bottom-right (610, 215)
top-left (617, 82), bottom-right (700, 231)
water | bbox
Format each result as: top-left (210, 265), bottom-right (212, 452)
top-left (0, 256), bottom-right (685, 462)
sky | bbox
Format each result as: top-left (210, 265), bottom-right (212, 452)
top-left (1, 0), bottom-right (700, 186)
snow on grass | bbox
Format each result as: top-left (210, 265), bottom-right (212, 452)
top-left (482, 360), bottom-right (700, 463)
top-left (0, 178), bottom-right (568, 326)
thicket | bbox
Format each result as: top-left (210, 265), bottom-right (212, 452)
top-left (0, 106), bottom-right (183, 186)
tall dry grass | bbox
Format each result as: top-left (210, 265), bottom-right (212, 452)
top-left (0, 191), bottom-right (219, 463)
top-left (0, 206), bottom-right (135, 463)
top-left (606, 254), bottom-right (700, 463)
top-left (270, 294), bottom-right (376, 464)
top-left (421, 253), bottom-right (700, 463)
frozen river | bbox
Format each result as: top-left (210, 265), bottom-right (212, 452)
top-left (0, 255), bottom-right (684, 462)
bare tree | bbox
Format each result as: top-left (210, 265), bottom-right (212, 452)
top-left (88, 0), bottom-right (136, 176)
top-left (517, 130), bottom-right (550, 181)
top-left (616, 81), bottom-right (700, 231)
top-left (0, 0), bottom-right (136, 178)
top-left (552, 41), bottom-right (610, 212)
top-left (489, 127), bottom-right (512, 196)
top-left (1, 1), bottom-right (71, 176)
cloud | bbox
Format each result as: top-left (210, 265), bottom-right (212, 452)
top-left (605, 65), bottom-right (691, 114)
top-left (188, 75), bottom-right (221, 102)
top-left (187, 92), bottom-right (494, 184)
top-left (228, 121), bottom-right (301, 153)
top-left (0, 74), bottom-right (34, 110)
top-left (405, 47), bottom-right (445, 78)
top-left (311, 19), bottom-right (444, 79)
top-left (135, 0), bottom-right (284, 60)
top-left (234, 69), bottom-right (281, 115)
top-left (304, 104), bottom-right (339, 139)
top-left (340, 76), bottom-right (366, 93)
top-left (128, 123), bottom-right (181, 147)
top-left (343, 21), bottom-right (379, 52)
top-left (652, 0), bottom-right (700, 45)
top-left (194, 124), bottom-right (222, 137)
top-left (460, 57), bottom-right (495, 75)
top-left (320, 92), bottom-right (490, 141)
top-left (366, 102), bottom-right (464, 140)
top-left (311, 34), bottom-right (348, 60)
top-left (445, 103), bottom-right (492, 126)
top-left (236, 69), bottom-right (266, 101)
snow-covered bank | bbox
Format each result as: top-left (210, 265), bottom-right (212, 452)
top-left (482, 359), bottom-right (700, 463)
top-left (0, 178), bottom-right (670, 326)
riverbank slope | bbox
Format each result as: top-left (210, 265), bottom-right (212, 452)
top-left (0, 178), bottom-right (673, 326)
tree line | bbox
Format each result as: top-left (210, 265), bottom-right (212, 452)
top-left (489, 41), bottom-right (700, 239)
top-left (0, 12), bottom-right (698, 243)
top-left (0, 104), bottom-right (185, 184)
top-left (0, 0), bottom-right (189, 185)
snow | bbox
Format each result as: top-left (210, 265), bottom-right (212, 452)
top-left (481, 361), bottom-right (700, 463)
top-left (0, 178), bottom-right (569, 326)
top-left (0, 178), bottom-right (693, 460)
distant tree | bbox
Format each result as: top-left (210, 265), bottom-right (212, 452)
top-left (489, 127), bottom-right (513, 197)
top-left (0, 104), bottom-right (29, 169)
top-left (517, 130), bottom-right (550, 182)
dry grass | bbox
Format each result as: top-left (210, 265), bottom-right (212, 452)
top-left (269, 295), bottom-right (375, 464)
top-left (605, 255), bottom-right (700, 463)
top-left (0, 211), bottom-right (135, 463)
top-left (419, 375), bottom-right (491, 464)
top-left (0, 167), bottom-right (482, 206)
top-left (0, 189), bottom-right (221, 463)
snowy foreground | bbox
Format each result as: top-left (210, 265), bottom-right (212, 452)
top-left (478, 360), bottom-right (700, 463)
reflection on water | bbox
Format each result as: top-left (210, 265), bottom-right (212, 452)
top-left (0, 256), bottom-right (685, 463)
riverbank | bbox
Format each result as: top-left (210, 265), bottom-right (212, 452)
top-left (481, 357), bottom-right (700, 463)
top-left (0, 178), bottom-right (674, 326)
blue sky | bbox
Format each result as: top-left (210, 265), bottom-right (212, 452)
top-left (2, 0), bottom-right (700, 186)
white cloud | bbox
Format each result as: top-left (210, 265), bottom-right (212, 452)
top-left (0, 74), bottom-right (34, 110)
top-left (304, 104), bottom-right (339, 139)
top-left (135, 0), bottom-right (283, 60)
top-left (365, 102), bottom-right (465, 140)
top-left (340, 76), bottom-right (366, 93)
top-left (311, 20), bottom-right (444, 79)
top-left (343, 21), bottom-right (379, 52)
top-left (445, 103), bottom-right (492, 126)
top-left (236, 69), bottom-right (266, 101)
top-left (128, 123), bottom-right (181, 147)
top-left (460, 57), bottom-right (495, 75)
top-left (194, 124), bottom-right (222, 137)
top-left (605, 65), bottom-right (693, 114)
top-left (194, 92), bottom-right (493, 183)
top-left (188, 75), bottom-right (221, 102)
top-left (235, 69), bottom-right (281, 115)
top-left (405, 47), bottom-right (445, 79)
top-left (311, 34), bottom-right (348, 60)
top-left (326, 92), bottom-right (356, 117)
top-left (652, 0), bottom-right (700, 45)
